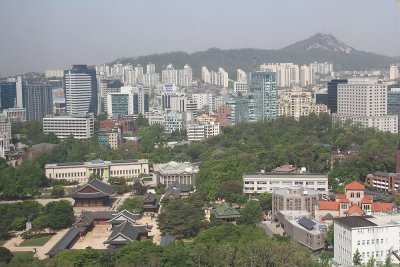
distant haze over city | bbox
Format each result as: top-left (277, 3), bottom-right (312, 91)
top-left (0, 0), bottom-right (399, 76)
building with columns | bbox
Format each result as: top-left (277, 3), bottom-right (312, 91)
top-left (152, 161), bottom-right (199, 186)
top-left (45, 159), bottom-right (149, 184)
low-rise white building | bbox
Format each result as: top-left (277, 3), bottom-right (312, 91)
top-left (152, 161), bottom-right (199, 186)
top-left (45, 159), bottom-right (149, 183)
top-left (243, 172), bottom-right (328, 194)
top-left (43, 113), bottom-right (94, 139)
top-left (334, 216), bottom-right (400, 266)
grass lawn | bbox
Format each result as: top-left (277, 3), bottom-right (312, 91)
top-left (0, 240), bottom-right (6, 246)
top-left (13, 251), bottom-right (35, 261)
top-left (19, 235), bottom-right (52, 247)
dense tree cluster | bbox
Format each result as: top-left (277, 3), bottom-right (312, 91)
top-left (157, 193), bottom-right (208, 239)
top-left (0, 200), bottom-right (74, 240)
top-left (5, 225), bottom-right (318, 267)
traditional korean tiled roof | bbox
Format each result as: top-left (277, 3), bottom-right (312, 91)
top-left (104, 221), bottom-right (149, 245)
top-left (108, 210), bottom-right (140, 224)
top-left (46, 227), bottom-right (86, 256)
top-left (212, 203), bottom-right (240, 218)
top-left (71, 179), bottom-right (114, 199)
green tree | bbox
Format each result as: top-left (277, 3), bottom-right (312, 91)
top-left (157, 194), bottom-right (207, 239)
top-left (353, 249), bottom-right (362, 266)
top-left (11, 217), bottom-right (27, 231)
top-left (116, 240), bottom-right (162, 266)
top-left (117, 197), bottom-right (144, 214)
top-left (0, 247), bottom-right (13, 264)
top-left (384, 254), bottom-right (393, 267)
top-left (54, 247), bottom-right (111, 266)
top-left (257, 192), bottom-right (272, 212)
top-left (237, 200), bottom-right (263, 226)
top-left (32, 215), bottom-right (48, 230)
top-left (324, 224), bottom-right (334, 248)
top-left (44, 200), bottom-right (74, 230)
top-left (51, 185), bottom-right (65, 198)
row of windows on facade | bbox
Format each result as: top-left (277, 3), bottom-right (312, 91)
top-left (245, 181), bottom-right (326, 185)
top-left (52, 169), bottom-right (144, 178)
top-left (244, 187), bottom-right (326, 191)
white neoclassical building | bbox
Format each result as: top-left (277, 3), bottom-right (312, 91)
top-left (45, 159), bottom-right (149, 183)
top-left (152, 161), bottom-right (199, 186)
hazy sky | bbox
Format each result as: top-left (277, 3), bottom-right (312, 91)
top-left (1, 0), bottom-right (399, 76)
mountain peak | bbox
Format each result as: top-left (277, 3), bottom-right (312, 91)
top-left (281, 33), bottom-right (355, 54)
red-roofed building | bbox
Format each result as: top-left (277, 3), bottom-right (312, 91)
top-left (371, 202), bottom-right (394, 213)
top-left (346, 205), bottom-right (365, 216)
top-left (345, 181), bottom-right (365, 191)
top-left (315, 181), bottom-right (394, 223)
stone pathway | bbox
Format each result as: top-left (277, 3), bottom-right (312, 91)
top-left (2, 228), bottom-right (69, 260)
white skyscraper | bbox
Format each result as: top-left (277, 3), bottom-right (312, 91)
top-left (201, 67), bottom-right (211, 84)
top-left (333, 83), bottom-right (398, 133)
top-left (299, 65), bottom-right (314, 87)
top-left (260, 63), bottom-right (300, 88)
top-left (64, 65), bottom-right (98, 115)
top-left (390, 65), bottom-right (399, 81)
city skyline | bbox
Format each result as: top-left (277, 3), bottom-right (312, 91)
top-left (1, 0), bottom-right (400, 76)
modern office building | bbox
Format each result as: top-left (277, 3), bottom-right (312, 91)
top-left (152, 161), bottom-right (199, 186)
top-left (275, 210), bottom-right (327, 250)
top-left (45, 159), bottom-right (149, 183)
top-left (43, 113), bottom-right (94, 139)
top-left (0, 78), bottom-right (26, 110)
top-left (243, 172), bottom-right (328, 194)
top-left (23, 83), bottom-right (53, 121)
top-left (2, 108), bottom-right (26, 122)
top-left (64, 65), bottom-right (98, 115)
top-left (334, 216), bottom-right (400, 265)
top-left (163, 111), bottom-right (187, 134)
top-left (107, 86), bottom-right (149, 116)
top-left (327, 79), bottom-right (347, 114)
top-left (332, 83), bottom-right (398, 133)
top-left (220, 98), bottom-right (250, 125)
top-left (186, 120), bottom-right (220, 141)
top-left (249, 72), bottom-right (277, 121)
top-left (272, 186), bottom-right (320, 219)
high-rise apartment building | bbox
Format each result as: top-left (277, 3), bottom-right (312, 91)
top-left (201, 67), bottom-right (211, 84)
top-left (332, 83), bottom-right (398, 133)
top-left (64, 65), bottom-right (98, 115)
top-left (249, 72), bottom-right (277, 121)
top-left (389, 65), bottom-right (399, 81)
top-left (0, 114), bottom-right (12, 156)
top-left (277, 88), bottom-right (329, 120)
top-left (162, 64), bottom-right (192, 87)
top-left (23, 83), bottom-right (53, 121)
top-left (299, 65), bottom-right (314, 87)
top-left (260, 63), bottom-right (299, 88)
